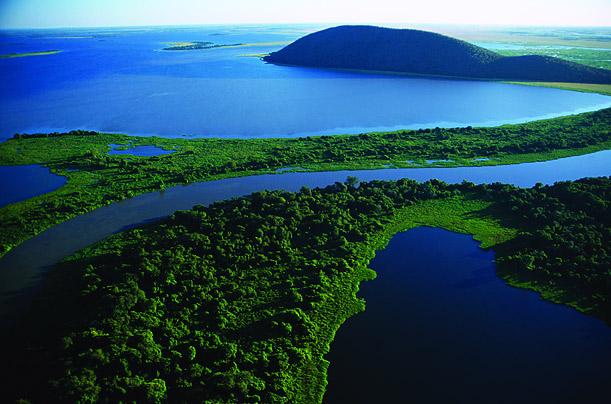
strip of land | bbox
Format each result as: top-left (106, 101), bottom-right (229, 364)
top-left (1, 107), bottom-right (610, 258)
top-left (0, 50), bottom-right (62, 59)
top-left (507, 81), bottom-right (611, 96)
top-left (163, 41), bottom-right (289, 51)
top-left (163, 41), bottom-right (243, 50)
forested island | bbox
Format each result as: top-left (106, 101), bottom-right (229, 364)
top-left (264, 26), bottom-right (611, 84)
top-left (4, 176), bottom-right (609, 402)
top-left (1, 108), bottom-right (610, 258)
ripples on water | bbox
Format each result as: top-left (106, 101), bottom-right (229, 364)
top-left (1, 25), bottom-right (610, 139)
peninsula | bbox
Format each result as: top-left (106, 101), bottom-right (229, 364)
top-left (5, 177), bottom-right (610, 402)
top-left (264, 26), bottom-right (611, 84)
top-left (0, 50), bottom-right (62, 59)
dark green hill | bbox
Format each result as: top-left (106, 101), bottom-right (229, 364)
top-left (264, 25), bottom-right (611, 84)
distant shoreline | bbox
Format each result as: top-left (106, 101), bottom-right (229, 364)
top-left (0, 50), bottom-right (62, 59)
top-left (162, 40), bottom-right (290, 51)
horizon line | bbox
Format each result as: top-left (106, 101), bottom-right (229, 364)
top-left (2, 21), bottom-right (611, 31)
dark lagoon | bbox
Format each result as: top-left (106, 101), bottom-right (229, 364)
top-left (1, 25), bottom-right (610, 140)
top-left (324, 227), bottom-right (611, 404)
top-left (0, 165), bottom-right (66, 208)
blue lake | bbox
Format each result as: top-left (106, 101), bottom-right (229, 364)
top-left (325, 227), bottom-right (611, 404)
top-left (0, 165), bottom-right (66, 208)
top-left (1, 25), bottom-right (610, 140)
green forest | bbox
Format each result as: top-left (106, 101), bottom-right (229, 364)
top-left (1, 107), bottom-right (610, 259)
top-left (5, 176), bottom-right (609, 403)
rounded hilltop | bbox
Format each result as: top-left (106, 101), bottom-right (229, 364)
top-left (264, 25), bottom-right (611, 84)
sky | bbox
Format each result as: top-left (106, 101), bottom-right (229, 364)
top-left (0, 0), bottom-right (610, 29)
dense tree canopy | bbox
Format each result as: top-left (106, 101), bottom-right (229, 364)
top-left (5, 177), bottom-right (610, 403)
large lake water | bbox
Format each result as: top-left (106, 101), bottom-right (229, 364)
top-left (1, 25), bottom-right (610, 140)
top-left (325, 228), bottom-right (611, 404)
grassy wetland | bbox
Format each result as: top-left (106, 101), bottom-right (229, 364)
top-left (1, 22), bottom-right (610, 404)
top-left (1, 107), bottom-right (610, 258)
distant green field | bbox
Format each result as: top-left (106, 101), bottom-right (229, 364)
top-left (507, 81), bottom-right (611, 96)
top-left (0, 50), bottom-right (62, 59)
top-left (496, 48), bottom-right (611, 70)
top-left (441, 26), bottom-right (611, 50)
top-left (439, 26), bottom-right (611, 70)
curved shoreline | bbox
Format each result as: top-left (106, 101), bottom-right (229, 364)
top-left (324, 226), bottom-right (611, 403)
top-left (4, 91), bottom-right (610, 142)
